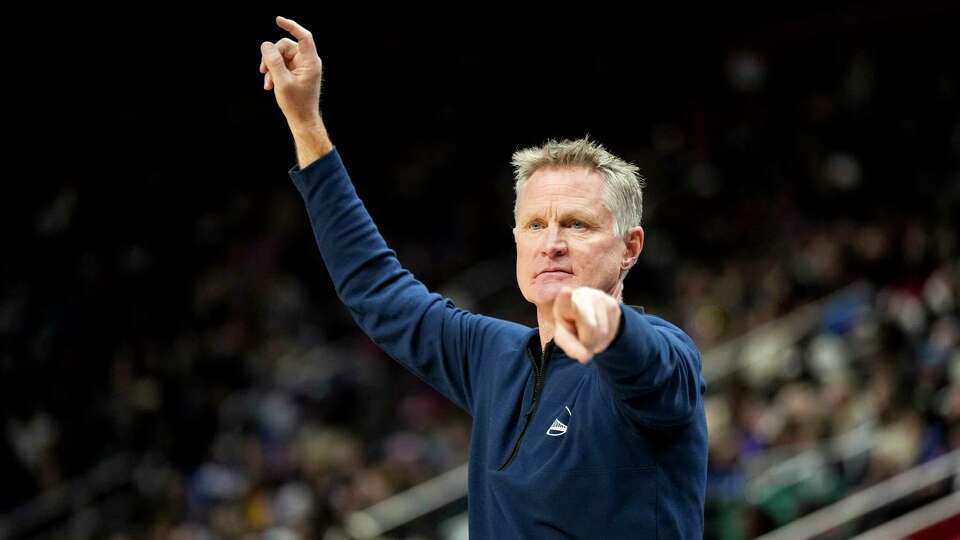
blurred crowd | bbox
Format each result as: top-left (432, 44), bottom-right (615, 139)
top-left (705, 262), bottom-right (959, 538)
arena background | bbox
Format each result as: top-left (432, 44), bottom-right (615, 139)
top-left (2, 5), bottom-right (959, 539)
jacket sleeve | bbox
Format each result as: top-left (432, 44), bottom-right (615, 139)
top-left (591, 306), bottom-right (705, 429)
top-left (288, 148), bottom-right (502, 416)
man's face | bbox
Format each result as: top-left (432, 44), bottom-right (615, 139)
top-left (514, 166), bottom-right (642, 309)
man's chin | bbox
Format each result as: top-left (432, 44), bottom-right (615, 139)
top-left (534, 282), bottom-right (574, 305)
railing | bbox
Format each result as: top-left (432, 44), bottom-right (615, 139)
top-left (755, 448), bottom-right (959, 540)
top-left (0, 454), bottom-right (136, 540)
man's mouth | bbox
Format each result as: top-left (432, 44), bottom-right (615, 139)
top-left (537, 269), bottom-right (572, 277)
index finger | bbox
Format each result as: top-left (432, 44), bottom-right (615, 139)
top-left (555, 318), bottom-right (592, 363)
top-left (553, 287), bottom-right (576, 321)
top-left (276, 16), bottom-right (314, 43)
top-left (571, 288), bottom-right (599, 328)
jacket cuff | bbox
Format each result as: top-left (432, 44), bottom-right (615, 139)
top-left (288, 147), bottom-right (343, 193)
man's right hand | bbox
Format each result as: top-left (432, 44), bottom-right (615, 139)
top-left (260, 16), bottom-right (323, 130)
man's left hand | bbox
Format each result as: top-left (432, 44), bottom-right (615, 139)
top-left (553, 287), bottom-right (622, 364)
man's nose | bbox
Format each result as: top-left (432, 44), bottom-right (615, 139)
top-left (541, 224), bottom-right (567, 257)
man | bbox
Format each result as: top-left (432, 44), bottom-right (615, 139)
top-left (260, 16), bottom-right (706, 539)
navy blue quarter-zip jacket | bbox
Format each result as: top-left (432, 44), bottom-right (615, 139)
top-left (289, 148), bottom-right (707, 539)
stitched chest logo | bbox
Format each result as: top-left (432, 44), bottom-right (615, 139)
top-left (547, 406), bottom-right (573, 436)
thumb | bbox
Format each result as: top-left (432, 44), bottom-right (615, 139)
top-left (260, 42), bottom-right (290, 82)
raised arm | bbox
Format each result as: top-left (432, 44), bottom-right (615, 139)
top-left (259, 17), bottom-right (511, 415)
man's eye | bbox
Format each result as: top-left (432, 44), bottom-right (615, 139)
top-left (529, 222), bottom-right (544, 230)
top-left (571, 221), bottom-right (586, 229)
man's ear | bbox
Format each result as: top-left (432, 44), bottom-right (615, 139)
top-left (622, 226), bottom-right (644, 271)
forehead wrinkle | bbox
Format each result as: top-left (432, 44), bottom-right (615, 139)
top-left (519, 195), bottom-right (608, 223)
top-left (517, 166), bottom-right (614, 225)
